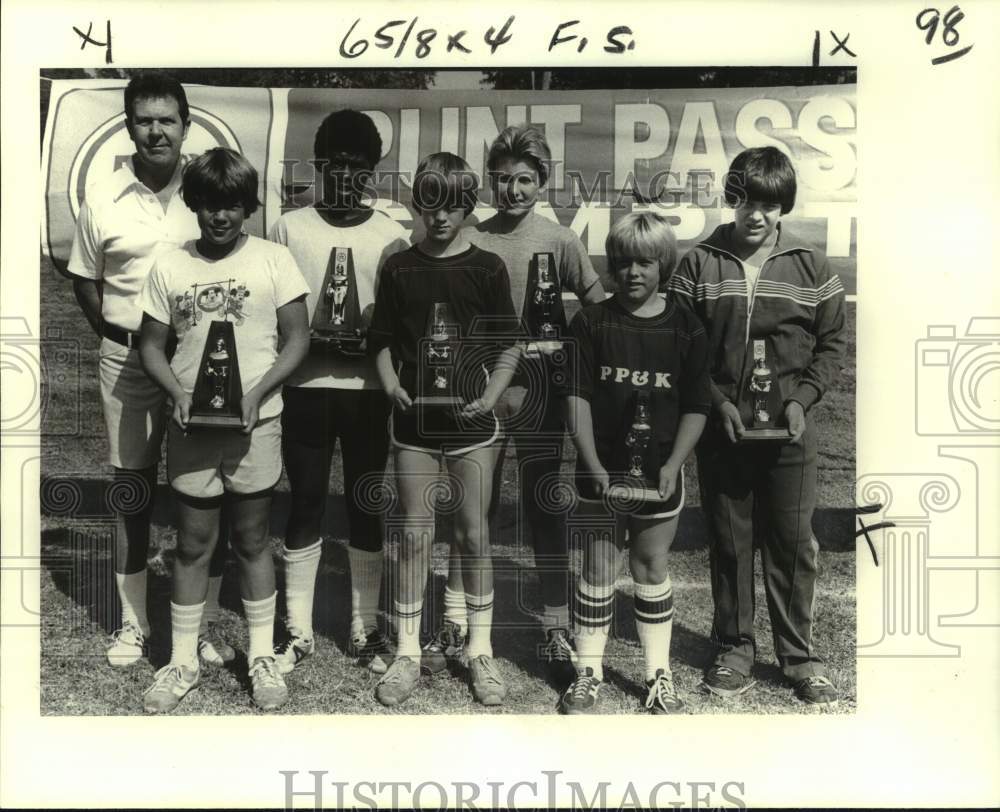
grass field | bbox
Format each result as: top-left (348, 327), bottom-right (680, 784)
top-left (37, 255), bottom-right (857, 716)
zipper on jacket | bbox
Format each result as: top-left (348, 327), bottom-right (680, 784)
top-left (704, 242), bottom-right (801, 408)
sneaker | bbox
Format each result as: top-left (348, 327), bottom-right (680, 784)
top-left (106, 621), bottom-right (146, 667)
top-left (198, 628), bottom-right (236, 667)
top-left (559, 667), bottom-right (604, 714)
top-left (142, 663), bottom-right (200, 714)
top-left (249, 656), bottom-right (289, 711)
top-left (273, 631), bottom-right (315, 675)
top-left (467, 654), bottom-right (507, 706)
top-left (421, 620), bottom-right (466, 675)
top-left (645, 669), bottom-right (684, 714)
top-left (793, 675), bottom-right (839, 708)
top-left (540, 627), bottom-right (577, 687)
top-left (702, 665), bottom-right (756, 698)
top-left (375, 656), bottom-right (421, 707)
top-left (349, 629), bottom-right (394, 675)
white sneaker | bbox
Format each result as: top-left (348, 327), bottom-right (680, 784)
top-left (273, 632), bottom-right (315, 675)
top-left (249, 657), bottom-right (289, 711)
top-left (143, 663), bottom-right (200, 713)
top-left (198, 628), bottom-right (236, 667)
top-left (106, 621), bottom-right (147, 667)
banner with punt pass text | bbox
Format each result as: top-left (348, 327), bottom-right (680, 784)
top-left (42, 80), bottom-right (856, 294)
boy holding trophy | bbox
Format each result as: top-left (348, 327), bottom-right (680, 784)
top-left (268, 110), bottom-right (409, 675)
top-left (138, 149), bottom-right (310, 712)
top-left (560, 212), bottom-right (710, 714)
top-left (667, 146), bottom-right (847, 707)
top-left (425, 124), bottom-right (605, 687)
top-left (368, 152), bottom-right (521, 707)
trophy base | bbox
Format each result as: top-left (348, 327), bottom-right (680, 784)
top-left (525, 339), bottom-right (564, 357)
top-left (187, 413), bottom-right (245, 429)
top-left (740, 427), bottom-right (793, 443)
top-left (310, 331), bottom-right (365, 356)
top-left (607, 482), bottom-right (664, 502)
top-left (413, 396), bottom-right (465, 407)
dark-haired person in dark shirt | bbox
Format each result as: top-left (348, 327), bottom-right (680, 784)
top-left (367, 152), bottom-right (521, 709)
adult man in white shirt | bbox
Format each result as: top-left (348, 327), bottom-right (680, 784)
top-left (68, 73), bottom-right (231, 667)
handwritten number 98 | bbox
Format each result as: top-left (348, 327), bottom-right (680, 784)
top-left (916, 6), bottom-right (964, 46)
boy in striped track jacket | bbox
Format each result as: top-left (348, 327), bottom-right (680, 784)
top-left (667, 146), bottom-right (847, 707)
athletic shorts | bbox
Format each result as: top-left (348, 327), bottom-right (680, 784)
top-left (574, 465), bottom-right (685, 520)
top-left (391, 407), bottom-right (500, 457)
top-left (168, 416), bottom-right (282, 499)
top-left (98, 338), bottom-right (169, 469)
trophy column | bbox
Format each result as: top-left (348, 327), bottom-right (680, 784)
top-left (310, 246), bottom-right (364, 355)
top-left (526, 252), bottom-right (564, 356)
top-left (740, 339), bottom-right (791, 442)
top-left (856, 474), bottom-right (961, 656)
top-left (189, 316), bottom-right (244, 429)
top-left (415, 302), bottom-right (463, 408)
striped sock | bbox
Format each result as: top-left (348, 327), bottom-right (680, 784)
top-left (199, 575), bottom-right (223, 634)
top-left (465, 591), bottom-right (495, 659)
top-left (444, 585), bottom-right (468, 635)
top-left (283, 539), bottom-right (322, 637)
top-left (573, 579), bottom-right (615, 681)
top-left (542, 603), bottom-right (571, 634)
top-left (348, 547), bottom-right (384, 642)
top-left (394, 598), bottom-right (424, 659)
top-left (634, 576), bottom-right (675, 682)
top-left (170, 601), bottom-right (204, 669)
top-left (242, 592), bottom-right (277, 664)
top-left (116, 570), bottom-right (150, 636)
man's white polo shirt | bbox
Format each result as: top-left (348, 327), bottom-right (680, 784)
top-left (68, 156), bottom-right (200, 333)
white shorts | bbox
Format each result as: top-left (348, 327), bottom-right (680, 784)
top-left (168, 416), bottom-right (282, 499)
top-left (98, 338), bottom-right (168, 469)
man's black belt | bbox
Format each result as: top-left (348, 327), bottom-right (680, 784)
top-left (102, 323), bottom-right (141, 348)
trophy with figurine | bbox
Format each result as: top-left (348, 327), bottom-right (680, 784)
top-left (310, 246), bottom-right (365, 355)
top-left (525, 252), bottom-right (564, 356)
top-left (415, 302), bottom-right (463, 408)
top-left (740, 340), bottom-right (792, 442)
top-left (607, 390), bottom-right (664, 501)
top-left (189, 320), bottom-right (244, 429)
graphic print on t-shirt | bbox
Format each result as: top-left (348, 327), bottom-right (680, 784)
top-left (174, 278), bottom-right (252, 327)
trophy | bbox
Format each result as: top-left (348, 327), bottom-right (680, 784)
top-left (740, 340), bottom-right (792, 442)
top-left (607, 390), bottom-right (664, 501)
top-left (525, 252), bottom-right (565, 356)
top-left (189, 319), bottom-right (244, 428)
top-left (310, 246), bottom-right (365, 355)
top-left (415, 302), bottom-right (463, 408)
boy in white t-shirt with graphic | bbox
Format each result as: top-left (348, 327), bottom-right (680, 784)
top-left (138, 148), bottom-right (310, 713)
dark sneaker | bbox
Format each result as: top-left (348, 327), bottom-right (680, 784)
top-left (540, 627), bottom-right (577, 687)
top-left (273, 632), bottom-right (315, 675)
top-left (468, 654), bottom-right (506, 706)
top-left (249, 656), bottom-right (289, 711)
top-left (375, 656), bottom-right (421, 707)
top-left (702, 665), bottom-right (756, 697)
top-left (198, 628), bottom-right (236, 667)
top-left (421, 620), bottom-right (466, 675)
top-left (349, 629), bottom-right (394, 675)
top-left (559, 667), bottom-right (604, 715)
top-left (793, 675), bottom-right (839, 708)
top-left (645, 669), bottom-right (684, 714)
